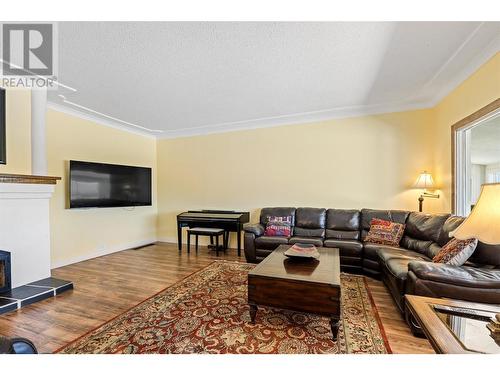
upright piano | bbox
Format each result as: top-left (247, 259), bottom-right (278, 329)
top-left (177, 210), bottom-right (250, 256)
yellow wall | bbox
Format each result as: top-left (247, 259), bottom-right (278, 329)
top-left (46, 109), bottom-right (158, 267)
top-left (433, 52), bottom-right (500, 212)
top-left (157, 109), bottom-right (439, 244)
top-left (0, 90), bottom-right (31, 174)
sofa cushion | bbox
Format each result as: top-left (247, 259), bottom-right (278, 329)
top-left (255, 235), bottom-right (289, 250)
top-left (293, 208), bottom-right (326, 237)
top-left (405, 212), bottom-right (450, 243)
top-left (426, 243), bottom-right (443, 259)
top-left (364, 243), bottom-right (402, 260)
top-left (433, 238), bottom-right (478, 266)
top-left (469, 242), bottom-right (500, 267)
top-left (365, 218), bottom-right (405, 247)
top-left (323, 239), bottom-right (363, 257)
top-left (294, 227), bottom-right (325, 237)
top-left (260, 207), bottom-right (296, 226)
top-left (437, 215), bottom-right (465, 246)
top-left (408, 261), bottom-right (500, 288)
top-left (400, 236), bottom-right (433, 255)
top-left (325, 209), bottom-right (360, 240)
top-left (361, 209), bottom-right (409, 240)
top-left (376, 247), bottom-right (431, 263)
top-left (288, 236), bottom-right (324, 247)
top-left (325, 229), bottom-right (359, 240)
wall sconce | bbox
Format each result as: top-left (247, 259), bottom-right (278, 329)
top-left (413, 171), bottom-right (440, 212)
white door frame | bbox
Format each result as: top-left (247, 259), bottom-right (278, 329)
top-left (453, 106), bottom-right (500, 216)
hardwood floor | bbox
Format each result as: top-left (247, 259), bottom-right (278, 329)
top-left (0, 242), bottom-right (434, 354)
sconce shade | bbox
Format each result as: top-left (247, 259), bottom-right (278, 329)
top-left (453, 183), bottom-right (500, 245)
top-left (414, 171), bottom-right (435, 189)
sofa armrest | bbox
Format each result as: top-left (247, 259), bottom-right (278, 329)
top-left (244, 223), bottom-right (265, 237)
top-left (408, 261), bottom-right (500, 289)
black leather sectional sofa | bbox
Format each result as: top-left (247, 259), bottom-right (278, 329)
top-left (244, 207), bottom-right (500, 315)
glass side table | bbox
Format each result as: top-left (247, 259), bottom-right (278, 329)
top-left (406, 295), bottom-right (500, 354)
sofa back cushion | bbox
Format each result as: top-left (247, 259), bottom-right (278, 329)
top-left (294, 207), bottom-right (326, 237)
top-left (401, 212), bottom-right (450, 256)
top-left (325, 209), bottom-right (360, 240)
top-left (437, 216), bottom-right (465, 246)
top-left (260, 207), bottom-right (296, 226)
top-left (361, 209), bottom-right (409, 241)
top-left (404, 212), bottom-right (450, 242)
top-left (469, 242), bottom-right (500, 267)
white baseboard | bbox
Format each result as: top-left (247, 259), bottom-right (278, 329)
top-left (51, 238), bottom-right (158, 269)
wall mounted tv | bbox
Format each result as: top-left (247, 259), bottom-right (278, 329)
top-left (69, 160), bottom-right (152, 209)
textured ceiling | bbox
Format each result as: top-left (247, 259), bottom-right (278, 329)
top-left (471, 116), bottom-right (500, 165)
top-left (47, 22), bottom-right (500, 138)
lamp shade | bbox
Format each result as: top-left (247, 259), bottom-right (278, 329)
top-left (453, 183), bottom-right (500, 245)
top-left (414, 171), bottom-right (435, 189)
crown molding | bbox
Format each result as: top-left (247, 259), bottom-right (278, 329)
top-left (157, 99), bottom-right (435, 139)
top-left (426, 32), bottom-right (500, 108)
top-left (46, 102), bottom-right (157, 139)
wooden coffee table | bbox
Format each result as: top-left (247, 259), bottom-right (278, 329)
top-left (248, 244), bottom-right (341, 340)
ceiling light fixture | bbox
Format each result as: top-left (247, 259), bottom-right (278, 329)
top-left (58, 95), bottom-right (163, 133)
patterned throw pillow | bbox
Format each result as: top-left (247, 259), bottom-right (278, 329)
top-left (264, 216), bottom-right (292, 237)
top-left (432, 238), bottom-right (478, 266)
top-left (365, 218), bottom-right (405, 247)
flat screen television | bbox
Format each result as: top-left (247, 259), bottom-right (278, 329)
top-left (69, 160), bottom-right (152, 208)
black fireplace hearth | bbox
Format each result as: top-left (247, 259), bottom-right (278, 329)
top-left (0, 249), bottom-right (73, 315)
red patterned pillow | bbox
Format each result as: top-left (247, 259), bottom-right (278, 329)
top-left (365, 218), bottom-right (405, 247)
top-left (433, 238), bottom-right (478, 266)
top-left (264, 216), bottom-right (292, 237)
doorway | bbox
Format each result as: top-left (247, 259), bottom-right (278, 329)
top-left (453, 99), bottom-right (500, 216)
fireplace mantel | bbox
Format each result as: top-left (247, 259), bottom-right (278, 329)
top-left (0, 174), bottom-right (60, 288)
top-left (0, 173), bottom-right (61, 185)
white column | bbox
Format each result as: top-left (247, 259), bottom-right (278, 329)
top-left (31, 88), bottom-right (48, 175)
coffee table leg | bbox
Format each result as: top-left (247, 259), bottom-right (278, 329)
top-left (249, 304), bottom-right (258, 324)
top-left (330, 317), bottom-right (340, 340)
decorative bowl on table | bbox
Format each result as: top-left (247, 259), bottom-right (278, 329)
top-left (284, 243), bottom-right (320, 259)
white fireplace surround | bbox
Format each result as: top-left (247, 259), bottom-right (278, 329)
top-left (0, 182), bottom-right (55, 288)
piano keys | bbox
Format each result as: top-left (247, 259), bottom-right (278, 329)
top-left (177, 210), bottom-right (250, 256)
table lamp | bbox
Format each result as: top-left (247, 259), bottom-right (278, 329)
top-left (452, 183), bottom-right (500, 335)
top-left (453, 183), bottom-right (500, 245)
top-left (413, 171), bottom-right (439, 212)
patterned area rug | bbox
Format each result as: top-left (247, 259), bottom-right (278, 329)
top-left (57, 261), bottom-right (391, 354)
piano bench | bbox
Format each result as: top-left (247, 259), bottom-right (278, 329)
top-left (186, 228), bottom-right (227, 255)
